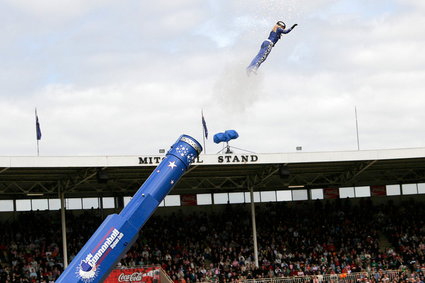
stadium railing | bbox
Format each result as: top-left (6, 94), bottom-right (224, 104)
top-left (243, 270), bottom-right (402, 283)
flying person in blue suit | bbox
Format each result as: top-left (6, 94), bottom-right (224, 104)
top-left (247, 21), bottom-right (297, 75)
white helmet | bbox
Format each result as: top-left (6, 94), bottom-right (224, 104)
top-left (277, 21), bottom-right (286, 29)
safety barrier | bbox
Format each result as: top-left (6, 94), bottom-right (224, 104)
top-left (244, 270), bottom-right (404, 283)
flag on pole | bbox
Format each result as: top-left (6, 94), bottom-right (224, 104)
top-left (201, 111), bottom-right (208, 139)
top-left (35, 109), bottom-right (42, 140)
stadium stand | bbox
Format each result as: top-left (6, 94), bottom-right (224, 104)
top-left (0, 197), bottom-right (424, 283)
top-left (2, 149), bottom-right (425, 282)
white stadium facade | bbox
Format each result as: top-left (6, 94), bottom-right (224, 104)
top-left (1, 147), bottom-right (425, 207)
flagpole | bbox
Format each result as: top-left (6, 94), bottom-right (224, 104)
top-left (201, 110), bottom-right (207, 154)
top-left (35, 108), bottom-right (40, 156)
top-left (355, 106), bottom-right (360, 150)
top-left (35, 108), bottom-right (42, 156)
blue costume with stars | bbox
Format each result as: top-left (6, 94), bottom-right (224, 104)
top-left (247, 22), bottom-right (297, 74)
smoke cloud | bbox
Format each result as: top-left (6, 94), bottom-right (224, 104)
top-left (213, 61), bottom-right (264, 112)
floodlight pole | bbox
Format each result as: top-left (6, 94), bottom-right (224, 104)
top-left (249, 181), bottom-right (259, 268)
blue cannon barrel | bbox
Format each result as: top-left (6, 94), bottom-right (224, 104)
top-left (56, 135), bottom-right (202, 283)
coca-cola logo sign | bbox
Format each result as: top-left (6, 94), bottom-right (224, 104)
top-left (107, 267), bottom-right (158, 283)
top-left (118, 272), bottom-right (147, 282)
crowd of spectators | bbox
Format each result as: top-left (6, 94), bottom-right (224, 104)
top-left (0, 198), bottom-right (424, 282)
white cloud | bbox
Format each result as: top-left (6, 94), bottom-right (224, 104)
top-left (2, 0), bottom-right (114, 21)
top-left (1, 0), bottom-right (425, 155)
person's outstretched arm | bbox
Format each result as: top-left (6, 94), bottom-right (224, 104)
top-left (281, 24), bottom-right (298, 34)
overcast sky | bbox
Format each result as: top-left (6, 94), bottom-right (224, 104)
top-left (1, 0), bottom-right (425, 156)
